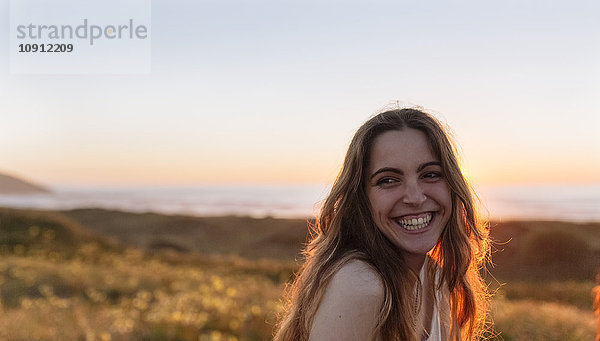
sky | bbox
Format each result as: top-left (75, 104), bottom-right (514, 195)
top-left (1, 0), bottom-right (599, 187)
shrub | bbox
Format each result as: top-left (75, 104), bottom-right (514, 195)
top-left (516, 229), bottom-right (595, 280)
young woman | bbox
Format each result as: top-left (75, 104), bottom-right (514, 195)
top-left (274, 108), bottom-right (490, 341)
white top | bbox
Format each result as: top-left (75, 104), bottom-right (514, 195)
top-left (418, 257), bottom-right (444, 341)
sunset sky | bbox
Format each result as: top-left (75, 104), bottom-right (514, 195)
top-left (1, 1), bottom-right (599, 187)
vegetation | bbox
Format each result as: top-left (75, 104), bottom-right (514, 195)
top-left (0, 207), bottom-right (598, 340)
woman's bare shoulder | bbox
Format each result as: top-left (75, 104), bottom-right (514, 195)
top-left (330, 259), bottom-right (385, 297)
top-left (309, 259), bottom-right (385, 340)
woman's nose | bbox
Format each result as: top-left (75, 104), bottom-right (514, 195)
top-left (402, 180), bottom-right (426, 206)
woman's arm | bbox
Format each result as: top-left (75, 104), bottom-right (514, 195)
top-left (309, 260), bottom-right (385, 341)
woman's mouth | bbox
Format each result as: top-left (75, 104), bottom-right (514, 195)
top-left (395, 212), bottom-right (433, 231)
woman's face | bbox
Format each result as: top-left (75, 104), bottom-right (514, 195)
top-left (365, 128), bottom-right (452, 267)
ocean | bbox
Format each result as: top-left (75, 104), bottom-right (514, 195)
top-left (0, 184), bottom-right (598, 222)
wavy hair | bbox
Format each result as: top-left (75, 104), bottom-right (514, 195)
top-left (274, 108), bottom-right (490, 341)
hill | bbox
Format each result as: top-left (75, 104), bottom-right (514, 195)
top-left (3, 206), bottom-right (600, 281)
top-left (0, 173), bottom-right (51, 194)
top-left (0, 207), bottom-right (119, 255)
top-left (61, 208), bottom-right (600, 280)
top-left (62, 208), bottom-right (311, 261)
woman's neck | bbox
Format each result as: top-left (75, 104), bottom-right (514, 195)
top-left (405, 253), bottom-right (427, 273)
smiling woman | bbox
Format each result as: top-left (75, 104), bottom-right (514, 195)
top-left (366, 129), bottom-right (453, 272)
top-left (274, 108), bottom-right (491, 341)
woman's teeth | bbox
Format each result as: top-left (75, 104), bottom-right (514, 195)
top-left (396, 213), bottom-right (432, 231)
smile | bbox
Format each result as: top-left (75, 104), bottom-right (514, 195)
top-left (395, 212), bottom-right (433, 231)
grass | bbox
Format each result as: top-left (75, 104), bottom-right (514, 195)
top-left (0, 249), bottom-right (286, 340)
top-left (492, 280), bottom-right (596, 310)
top-left (490, 298), bottom-right (596, 341)
top-left (1, 207), bottom-right (599, 340)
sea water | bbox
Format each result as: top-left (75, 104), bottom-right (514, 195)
top-left (0, 184), bottom-right (598, 222)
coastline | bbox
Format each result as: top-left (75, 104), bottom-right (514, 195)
top-left (1, 183), bottom-right (599, 223)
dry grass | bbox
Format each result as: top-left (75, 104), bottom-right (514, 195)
top-left (490, 298), bottom-right (596, 341)
top-left (492, 280), bottom-right (596, 310)
top-left (1, 207), bottom-right (599, 340)
top-left (0, 248), bottom-right (285, 341)
top-left (2, 248), bottom-right (597, 340)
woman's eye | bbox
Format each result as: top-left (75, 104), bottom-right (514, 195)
top-left (423, 172), bottom-right (442, 180)
top-left (376, 178), bottom-right (396, 186)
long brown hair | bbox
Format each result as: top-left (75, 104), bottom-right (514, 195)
top-left (275, 108), bottom-right (490, 340)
